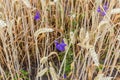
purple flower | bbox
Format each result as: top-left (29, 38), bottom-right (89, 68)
top-left (54, 40), bottom-right (66, 52)
top-left (101, 11), bottom-right (106, 16)
top-left (34, 11), bottom-right (40, 20)
top-left (97, 3), bottom-right (108, 16)
top-left (97, 6), bottom-right (101, 12)
top-left (103, 3), bottom-right (108, 11)
top-left (63, 74), bottom-right (67, 79)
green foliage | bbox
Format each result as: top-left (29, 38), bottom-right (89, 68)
top-left (14, 69), bottom-right (29, 80)
top-left (20, 69), bottom-right (29, 80)
top-left (59, 46), bottom-right (73, 75)
top-left (96, 64), bottom-right (103, 72)
top-left (65, 48), bottom-right (73, 74)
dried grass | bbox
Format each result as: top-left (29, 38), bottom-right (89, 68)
top-left (0, 0), bottom-right (119, 80)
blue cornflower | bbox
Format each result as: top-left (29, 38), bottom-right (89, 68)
top-left (34, 11), bottom-right (40, 20)
top-left (97, 3), bottom-right (108, 16)
top-left (54, 40), bottom-right (66, 52)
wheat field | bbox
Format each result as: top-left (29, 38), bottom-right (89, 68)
top-left (0, 0), bottom-right (120, 80)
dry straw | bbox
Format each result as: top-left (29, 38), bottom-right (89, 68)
top-left (0, 0), bottom-right (119, 80)
top-left (21, 0), bottom-right (31, 8)
top-left (49, 62), bottom-right (58, 80)
top-left (34, 28), bottom-right (54, 38)
top-left (110, 8), bottom-right (120, 14)
top-left (40, 52), bottom-right (59, 64)
top-left (36, 67), bottom-right (48, 77)
top-left (0, 20), bottom-right (6, 28)
top-left (89, 47), bottom-right (99, 66)
top-left (94, 73), bottom-right (113, 80)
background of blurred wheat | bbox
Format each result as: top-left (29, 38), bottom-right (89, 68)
top-left (0, 0), bottom-right (119, 80)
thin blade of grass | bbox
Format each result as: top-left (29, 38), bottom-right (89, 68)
top-left (21, 0), bottom-right (31, 8)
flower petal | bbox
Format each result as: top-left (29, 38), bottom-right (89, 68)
top-left (54, 40), bottom-right (59, 45)
top-left (56, 45), bottom-right (65, 51)
top-left (103, 3), bottom-right (108, 11)
top-left (97, 6), bottom-right (101, 12)
top-left (101, 11), bottom-right (106, 16)
top-left (34, 11), bottom-right (40, 20)
top-left (54, 39), bottom-right (66, 52)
